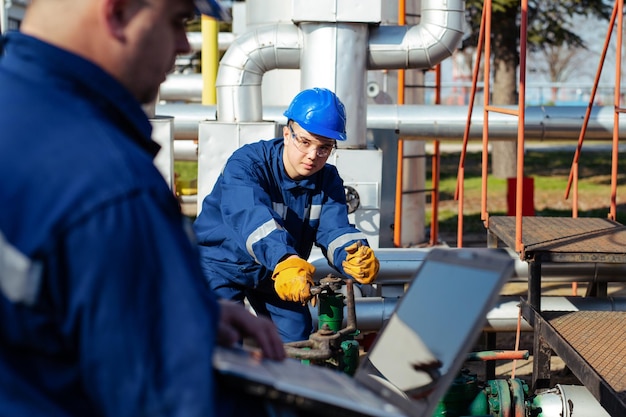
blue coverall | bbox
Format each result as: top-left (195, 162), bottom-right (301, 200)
top-left (193, 138), bottom-right (370, 342)
top-left (0, 33), bottom-right (228, 417)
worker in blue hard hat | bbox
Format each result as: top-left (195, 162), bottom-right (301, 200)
top-left (0, 0), bottom-right (285, 416)
top-left (194, 87), bottom-right (380, 343)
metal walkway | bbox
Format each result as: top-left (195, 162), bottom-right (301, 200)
top-left (487, 216), bottom-right (626, 416)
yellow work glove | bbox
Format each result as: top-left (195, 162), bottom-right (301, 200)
top-left (272, 257), bottom-right (315, 304)
top-left (342, 242), bottom-right (380, 284)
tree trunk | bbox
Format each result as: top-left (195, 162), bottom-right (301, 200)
top-left (490, 6), bottom-right (519, 179)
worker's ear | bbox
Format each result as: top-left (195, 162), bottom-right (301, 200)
top-left (103, 0), bottom-right (140, 40)
top-left (283, 125), bottom-right (291, 144)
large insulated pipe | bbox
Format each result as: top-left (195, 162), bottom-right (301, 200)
top-left (157, 102), bottom-right (626, 141)
top-left (215, 23), bottom-right (302, 122)
top-left (317, 295), bottom-right (626, 332)
top-left (530, 384), bottom-right (611, 417)
top-left (366, 0), bottom-right (465, 70)
top-left (298, 22), bottom-right (369, 148)
top-left (308, 247), bottom-right (626, 284)
top-left (212, 0), bottom-right (464, 134)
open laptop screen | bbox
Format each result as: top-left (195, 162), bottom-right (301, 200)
top-left (355, 248), bottom-right (514, 416)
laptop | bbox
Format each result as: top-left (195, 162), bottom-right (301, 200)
top-left (213, 248), bottom-right (515, 417)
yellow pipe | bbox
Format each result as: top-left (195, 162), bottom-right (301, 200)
top-left (201, 15), bottom-right (219, 105)
top-left (393, 0), bottom-right (406, 247)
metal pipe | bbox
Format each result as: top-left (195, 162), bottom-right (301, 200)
top-left (212, 0), bottom-right (463, 132)
top-left (156, 102), bottom-right (626, 142)
top-left (215, 23), bottom-right (302, 122)
top-left (308, 247), bottom-right (626, 284)
top-left (367, 0), bottom-right (465, 70)
top-left (299, 22), bottom-right (370, 148)
top-left (530, 384), bottom-right (611, 417)
top-left (187, 31), bottom-right (236, 52)
top-left (317, 295), bottom-right (626, 332)
top-left (0, 0), bottom-right (7, 34)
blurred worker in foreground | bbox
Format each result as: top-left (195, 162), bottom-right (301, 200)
top-left (193, 87), bottom-right (380, 343)
top-left (0, 0), bottom-right (284, 416)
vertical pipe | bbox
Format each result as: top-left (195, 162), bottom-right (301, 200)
top-left (572, 164), bottom-right (579, 295)
top-left (394, 139), bottom-right (404, 247)
top-left (456, 8), bottom-right (486, 247)
top-left (515, 0), bottom-right (528, 253)
top-left (565, 4), bottom-right (617, 202)
top-left (430, 64), bottom-right (442, 246)
top-left (434, 64), bottom-right (442, 105)
top-left (457, 165), bottom-right (464, 247)
top-left (511, 305), bottom-right (523, 379)
top-left (610, 0), bottom-right (623, 221)
top-left (397, 0), bottom-right (406, 105)
top-left (482, 0), bottom-right (492, 224)
top-left (300, 23), bottom-right (369, 149)
top-left (430, 141), bottom-right (440, 246)
top-left (393, 0), bottom-right (406, 248)
top-left (573, 163), bottom-right (579, 218)
top-left (0, 0), bottom-right (6, 35)
top-left (456, 9), bottom-right (486, 203)
top-left (201, 15), bottom-right (219, 105)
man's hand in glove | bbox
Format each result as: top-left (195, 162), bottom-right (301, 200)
top-left (342, 241), bottom-right (380, 284)
top-left (272, 256), bottom-right (315, 304)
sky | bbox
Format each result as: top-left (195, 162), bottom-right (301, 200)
top-left (425, 13), bottom-right (623, 106)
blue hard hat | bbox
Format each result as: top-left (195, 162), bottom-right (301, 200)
top-left (283, 88), bottom-right (347, 141)
top-left (194, 0), bottom-right (230, 21)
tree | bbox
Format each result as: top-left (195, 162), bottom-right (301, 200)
top-left (531, 42), bottom-right (591, 104)
top-left (463, 0), bottom-right (612, 178)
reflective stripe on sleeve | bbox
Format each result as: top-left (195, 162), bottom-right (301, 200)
top-left (246, 219), bottom-right (283, 262)
top-left (310, 204), bottom-right (321, 221)
top-left (327, 232), bottom-right (366, 265)
top-left (0, 232), bottom-right (42, 306)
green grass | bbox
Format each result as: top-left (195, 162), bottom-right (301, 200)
top-left (426, 149), bottom-right (626, 234)
top-left (175, 147), bottom-right (626, 234)
top-left (174, 160), bottom-right (197, 182)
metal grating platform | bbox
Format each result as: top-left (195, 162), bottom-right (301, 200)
top-left (487, 216), bottom-right (626, 263)
top-left (487, 216), bottom-right (626, 415)
top-left (546, 311), bottom-right (626, 393)
top-left (532, 309), bottom-right (626, 415)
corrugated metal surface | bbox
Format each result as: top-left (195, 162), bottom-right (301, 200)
top-left (487, 216), bottom-right (626, 262)
top-left (544, 311), bottom-right (626, 408)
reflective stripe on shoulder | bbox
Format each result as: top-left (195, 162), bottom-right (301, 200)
top-left (327, 232), bottom-right (366, 265)
top-left (272, 202), bottom-right (287, 220)
top-left (246, 219), bottom-right (283, 263)
top-left (0, 232), bottom-right (42, 306)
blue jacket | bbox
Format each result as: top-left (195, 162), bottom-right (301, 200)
top-left (194, 138), bottom-right (368, 288)
top-left (0, 33), bottom-right (220, 417)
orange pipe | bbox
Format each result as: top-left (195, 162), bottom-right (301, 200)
top-left (565, 3), bottom-right (618, 203)
top-left (511, 305), bottom-right (523, 378)
top-left (484, 105), bottom-right (519, 117)
top-left (467, 350), bottom-right (529, 362)
top-left (610, 0), bottom-right (623, 221)
top-left (429, 64), bottom-right (442, 246)
top-left (394, 139), bottom-right (404, 247)
top-left (457, 166), bottom-right (464, 247)
top-left (435, 64), bottom-right (442, 104)
top-left (481, 0), bottom-right (492, 224)
top-left (430, 141), bottom-right (440, 246)
top-left (515, 0), bottom-right (528, 253)
top-left (397, 0), bottom-right (406, 105)
top-left (455, 9), bottom-right (486, 246)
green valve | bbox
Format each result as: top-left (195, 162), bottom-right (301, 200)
top-left (433, 370), bottom-right (488, 417)
top-left (318, 292), bottom-right (345, 333)
top-left (339, 340), bottom-right (360, 376)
